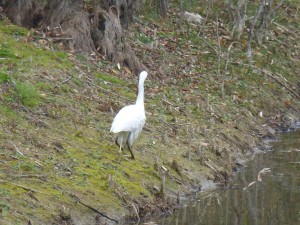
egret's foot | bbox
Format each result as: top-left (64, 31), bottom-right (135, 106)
top-left (127, 148), bottom-right (135, 160)
top-left (121, 153), bottom-right (135, 160)
top-left (122, 154), bottom-right (131, 161)
top-left (115, 153), bottom-right (130, 162)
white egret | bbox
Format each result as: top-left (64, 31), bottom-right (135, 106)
top-left (110, 71), bottom-right (148, 159)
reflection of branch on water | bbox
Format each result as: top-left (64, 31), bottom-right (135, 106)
top-left (281, 149), bottom-right (300, 153)
top-left (241, 165), bottom-right (257, 225)
top-left (243, 168), bottom-right (271, 191)
top-left (243, 181), bottom-right (256, 190)
top-left (257, 168), bottom-right (271, 181)
top-left (194, 190), bottom-right (220, 220)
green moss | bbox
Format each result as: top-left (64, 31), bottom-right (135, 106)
top-left (0, 105), bottom-right (17, 119)
top-left (0, 43), bottom-right (17, 59)
top-left (0, 201), bottom-right (10, 217)
top-left (0, 23), bottom-right (27, 36)
top-left (20, 161), bottom-right (38, 172)
top-left (16, 81), bottom-right (40, 107)
top-left (0, 23), bottom-right (73, 73)
top-left (0, 188), bottom-right (10, 196)
top-left (53, 51), bottom-right (68, 60)
top-left (0, 69), bottom-right (11, 83)
top-left (35, 81), bottom-right (53, 91)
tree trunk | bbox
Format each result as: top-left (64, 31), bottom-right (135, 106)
top-left (157, 0), bottom-right (168, 18)
top-left (4, 0), bottom-right (37, 27)
top-left (1, 0), bottom-right (147, 74)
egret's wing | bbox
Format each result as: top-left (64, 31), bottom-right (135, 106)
top-left (110, 105), bottom-right (146, 133)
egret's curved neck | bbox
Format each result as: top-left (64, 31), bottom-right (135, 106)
top-left (135, 78), bottom-right (145, 107)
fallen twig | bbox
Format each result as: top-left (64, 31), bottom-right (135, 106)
top-left (61, 74), bottom-right (73, 84)
top-left (0, 179), bottom-right (37, 192)
top-left (162, 98), bottom-right (175, 106)
top-left (204, 161), bottom-right (218, 173)
top-left (224, 41), bottom-right (239, 73)
top-left (50, 37), bottom-right (73, 41)
top-left (200, 36), bottom-right (219, 55)
top-left (231, 61), bottom-right (300, 99)
top-left (273, 21), bottom-right (295, 34)
top-left (13, 144), bottom-right (24, 156)
top-left (15, 174), bottom-right (47, 181)
top-left (69, 193), bottom-right (118, 223)
top-left (132, 203), bottom-right (140, 223)
top-left (11, 143), bottom-right (44, 167)
top-left (162, 98), bottom-right (181, 113)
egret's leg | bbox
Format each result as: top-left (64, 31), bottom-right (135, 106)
top-left (127, 133), bottom-right (135, 159)
top-left (127, 144), bottom-right (135, 159)
top-left (119, 139), bottom-right (123, 154)
top-left (115, 138), bottom-right (120, 148)
top-left (115, 138), bottom-right (123, 161)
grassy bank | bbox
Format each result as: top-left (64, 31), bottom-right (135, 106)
top-left (0, 1), bottom-right (299, 224)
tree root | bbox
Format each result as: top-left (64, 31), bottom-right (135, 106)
top-left (2, 0), bottom-right (147, 74)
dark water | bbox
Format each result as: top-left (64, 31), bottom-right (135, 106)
top-left (155, 130), bottom-right (300, 225)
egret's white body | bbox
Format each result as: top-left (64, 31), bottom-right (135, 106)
top-left (110, 71), bottom-right (148, 159)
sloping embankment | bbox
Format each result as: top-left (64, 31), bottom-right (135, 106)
top-left (0, 5), bottom-right (300, 224)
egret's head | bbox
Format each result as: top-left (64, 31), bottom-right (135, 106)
top-left (139, 71), bottom-right (148, 82)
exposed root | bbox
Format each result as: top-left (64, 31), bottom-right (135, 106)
top-left (2, 0), bottom-right (148, 73)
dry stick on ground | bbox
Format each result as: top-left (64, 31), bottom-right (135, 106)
top-left (200, 36), bottom-right (219, 55)
top-left (12, 143), bottom-right (44, 167)
top-left (0, 179), bottom-right (38, 193)
top-left (162, 98), bottom-right (180, 113)
top-left (69, 193), bottom-right (118, 223)
top-left (204, 161), bottom-right (218, 173)
top-left (13, 143), bottom-right (24, 156)
top-left (232, 61), bottom-right (300, 99)
top-left (224, 41), bottom-right (239, 73)
top-left (272, 21), bottom-right (296, 35)
top-left (260, 69), bottom-right (300, 98)
top-left (132, 203), bottom-right (140, 223)
top-left (15, 174), bottom-right (47, 181)
top-left (61, 74), bottom-right (73, 84)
